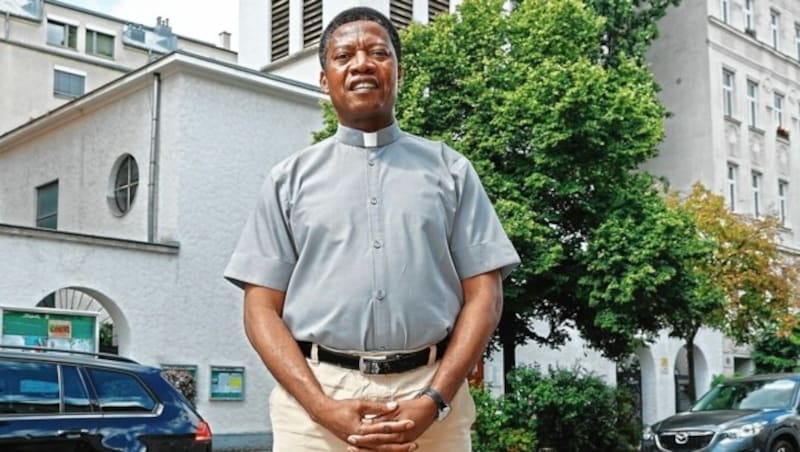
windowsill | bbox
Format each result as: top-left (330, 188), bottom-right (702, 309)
top-left (724, 115), bottom-right (741, 125)
top-left (46, 42), bottom-right (78, 52)
top-left (53, 92), bottom-right (82, 100)
top-left (86, 51), bottom-right (115, 61)
top-left (748, 126), bottom-right (765, 135)
top-left (776, 134), bottom-right (790, 143)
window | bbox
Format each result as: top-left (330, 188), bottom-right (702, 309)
top-left (720, 0), bottom-right (729, 23)
top-left (46, 19), bottom-right (77, 49)
top-left (722, 69), bottom-right (735, 117)
top-left (271, 0), bottom-right (289, 61)
top-left (778, 180), bottom-right (788, 227)
top-left (429, 0), bottom-right (449, 22)
top-left (746, 80), bottom-right (758, 127)
top-left (0, 361), bottom-right (60, 414)
top-left (390, 0), bottom-right (414, 29)
top-left (744, 0), bottom-right (754, 31)
top-left (774, 92), bottom-right (784, 127)
top-left (62, 366), bottom-right (92, 413)
top-left (752, 171), bottom-right (762, 218)
top-left (727, 163), bottom-right (738, 211)
top-left (87, 368), bottom-right (156, 413)
top-left (36, 180), bottom-right (58, 229)
top-left (113, 155), bottom-right (139, 214)
top-left (795, 23), bottom-right (800, 60)
top-left (86, 29), bottom-right (114, 58)
top-left (771, 11), bottom-right (780, 50)
top-left (302, 0), bottom-right (322, 47)
top-left (53, 68), bottom-right (85, 98)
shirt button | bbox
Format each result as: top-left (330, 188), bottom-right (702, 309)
top-left (368, 159), bottom-right (375, 166)
top-left (376, 290), bottom-right (386, 300)
top-left (370, 197), bottom-right (378, 205)
top-left (373, 240), bottom-right (383, 249)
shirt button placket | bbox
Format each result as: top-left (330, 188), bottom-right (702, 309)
top-left (367, 150), bottom-right (388, 349)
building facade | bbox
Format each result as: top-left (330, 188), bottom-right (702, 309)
top-left (0, 0), bottom-right (237, 135)
top-left (0, 50), bottom-right (324, 445)
top-left (646, 0), bottom-right (800, 252)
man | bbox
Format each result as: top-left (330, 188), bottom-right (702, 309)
top-left (224, 7), bottom-right (519, 451)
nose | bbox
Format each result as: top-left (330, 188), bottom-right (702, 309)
top-left (350, 50), bottom-right (374, 73)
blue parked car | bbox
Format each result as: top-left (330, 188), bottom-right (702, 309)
top-left (641, 373), bottom-right (800, 452)
top-left (0, 345), bottom-right (212, 451)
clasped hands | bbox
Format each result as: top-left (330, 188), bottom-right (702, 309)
top-left (311, 396), bottom-right (439, 451)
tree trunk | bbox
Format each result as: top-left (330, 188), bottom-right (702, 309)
top-left (499, 311), bottom-right (516, 393)
top-left (686, 333), bottom-right (697, 403)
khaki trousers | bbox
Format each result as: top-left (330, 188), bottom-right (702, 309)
top-left (269, 359), bottom-right (475, 451)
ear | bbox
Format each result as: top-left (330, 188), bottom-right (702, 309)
top-left (397, 64), bottom-right (404, 88)
top-left (320, 70), bottom-right (329, 94)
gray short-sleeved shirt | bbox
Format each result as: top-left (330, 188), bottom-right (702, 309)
top-left (224, 122), bottom-right (520, 351)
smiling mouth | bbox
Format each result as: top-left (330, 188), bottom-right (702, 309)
top-left (349, 80), bottom-right (378, 91)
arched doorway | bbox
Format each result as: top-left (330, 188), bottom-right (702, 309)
top-left (674, 345), bottom-right (709, 412)
top-left (36, 287), bottom-right (123, 354)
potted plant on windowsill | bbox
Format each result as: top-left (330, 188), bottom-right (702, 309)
top-left (745, 28), bottom-right (756, 38)
top-left (776, 125), bottom-right (790, 140)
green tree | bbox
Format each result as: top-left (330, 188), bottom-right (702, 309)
top-left (582, 0), bottom-right (681, 63)
top-left (752, 323), bottom-right (800, 373)
top-left (315, 0), bottom-right (708, 388)
top-left (667, 183), bottom-right (800, 400)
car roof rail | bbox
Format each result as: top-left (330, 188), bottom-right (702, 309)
top-left (0, 344), bottom-right (139, 364)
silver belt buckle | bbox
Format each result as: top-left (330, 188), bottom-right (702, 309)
top-left (359, 355), bottom-right (387, 375)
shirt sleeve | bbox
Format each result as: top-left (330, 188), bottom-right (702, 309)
top-left (449, 158), bottom-right (520, 280)
top-left (224, 172), bottom-right (297, 291)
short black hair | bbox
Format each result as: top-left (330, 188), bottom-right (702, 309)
top-left (318, 7), bottom-right (401, 70)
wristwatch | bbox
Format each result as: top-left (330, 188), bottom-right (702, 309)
top-left (417, 387), bottom-right (451, 421)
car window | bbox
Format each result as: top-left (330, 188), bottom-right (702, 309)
top-left (694, 378), bottom-right (798, 411)
top-left (87, 368), bottom-right (156, 412)
top-left (0, 360), bottom-right (59, 415)
top-left (62, 365), bottom-right (92, 413)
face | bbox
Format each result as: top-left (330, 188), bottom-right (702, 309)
top-left (320, 20), bottom-right (402, 132)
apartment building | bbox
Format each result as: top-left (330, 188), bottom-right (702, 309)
top-left (0, 0), bottom-right (237, 134)
top-left (647, 0), bottom-right (800, 252)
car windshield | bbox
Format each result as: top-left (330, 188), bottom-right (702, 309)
top-left (692, 378), bottom-right (798, 411)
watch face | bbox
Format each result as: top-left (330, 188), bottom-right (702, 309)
top-left (437, 404), bottom-right (451, 421)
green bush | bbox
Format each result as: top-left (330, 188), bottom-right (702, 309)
top-left (471, 365), bottom-right (640, 452)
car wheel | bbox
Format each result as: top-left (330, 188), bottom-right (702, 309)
top-left (772, 440), bottom-right (797, 452)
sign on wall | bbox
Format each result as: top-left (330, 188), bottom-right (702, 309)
top-left (0, 306), bottom-right (98, 352)
top-left (210, 366), bottom-right (245, 400)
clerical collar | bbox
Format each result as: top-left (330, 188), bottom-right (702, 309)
top-left (335, 123), bottom-right (401, 148)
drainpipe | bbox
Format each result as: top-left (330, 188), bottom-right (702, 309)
top-left (4, 11), bottom-right (10, 40)
top-left (147, 73), bottom-right (161, 243)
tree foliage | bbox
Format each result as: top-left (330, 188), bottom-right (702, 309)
top-left (315, 0), bottom-right (705, 372)
top-left (668, 184), bottom-right (800, 343)
top-left (666, 183), bottom-right (800, 400)
top-left (752, 322), bottom-right (800, 373)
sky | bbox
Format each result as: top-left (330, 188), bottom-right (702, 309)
top-left (60, 0), bottom-right (239, 50)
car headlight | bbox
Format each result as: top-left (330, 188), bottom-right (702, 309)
top-left (642, 425), bottom-right (654, 441)
top-left (723, 421), bottom-right (767, 439)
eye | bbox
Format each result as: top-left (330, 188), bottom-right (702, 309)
top-left (333, 52), bottom-right (350, 62)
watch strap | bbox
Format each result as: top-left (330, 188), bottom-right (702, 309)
top-left (418, 387), bottom-right (450, 421)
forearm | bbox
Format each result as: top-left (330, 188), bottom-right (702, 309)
top-left (243, 285), bottom-right (328, 419)
top-left (428, 270), bottom-right (502, 402)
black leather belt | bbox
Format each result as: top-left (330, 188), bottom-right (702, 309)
top-left (297, 337), bottom-right (450, 375)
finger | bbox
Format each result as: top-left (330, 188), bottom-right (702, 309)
top-left (355, 420), bottom-right (414, 436)
top-left (347, 443), bottom-right (418, 452)
top-left (359, 400), bottom-right (398, 417)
